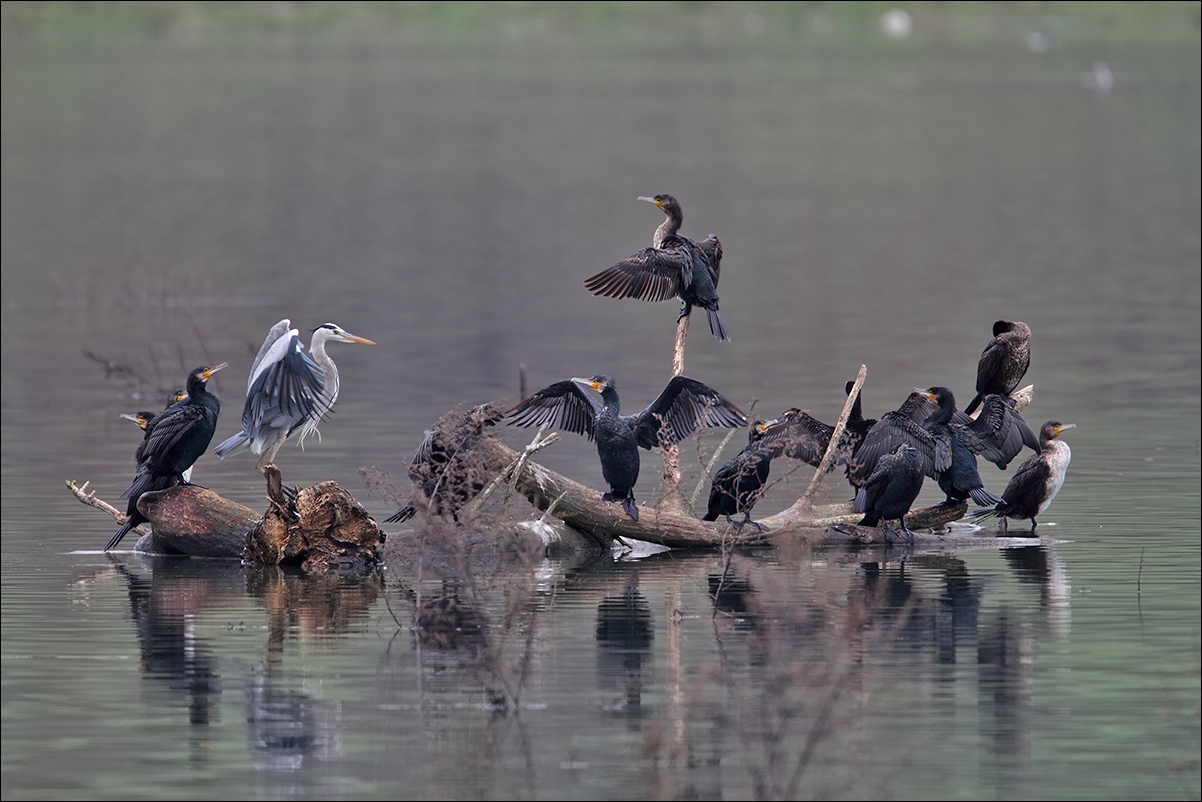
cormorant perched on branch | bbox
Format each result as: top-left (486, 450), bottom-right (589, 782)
top-left (845, 389), bottom-right (944, 492)
top-left (853, 442), bottom-right (925, 544)
top-left (583, 194), bottom-right (730, 341)
top-left (506, 374), bottom-right (747, 520)
top-left (965, 320), bottom-right (1031, 415)
top-left (768, 380), bottom-right (878, 488)
top-left (848, 387), bottom-right (1005, 508)
top-left (108, 364), bottom-right (226, 551)
top-left (214, 320), bottom-right (375, 472)
top-left (970, 421), bottom-right (1075, 532)
top-left (703, 418), bottom-right (780, 531)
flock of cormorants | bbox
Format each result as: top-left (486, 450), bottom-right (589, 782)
top-left (106, 194), bottom-right (1074, 551)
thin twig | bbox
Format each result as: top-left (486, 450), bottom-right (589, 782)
top-left (796, 365), bottom-right (867, 511)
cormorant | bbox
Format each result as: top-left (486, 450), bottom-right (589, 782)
top-left (849, 387), bottom-right (1004, 508)
top-left (506, 374), bottom-right (747, 520)
top-left (768, 380), bottom-right (878, 488)
top-left (845, 389), bottom-right (944, 492)
top-left (965, 320), bottom-right (1031, 415)
top-left (916, 387), bottom-right (1006, 507)
top-left (214, 321), bottom-right (375, 472)
top-left (970, 421), bottom-right (1075, 532)
top-left (583, 194), bottom-right (730, 341)
top-left (121, 389), bottom-right (188, 431)
top-left (702, 418), bottom-right (780, 531)
top-left (107, 364), bottom-right (226, 551)
top-left (386, 403), bottom-right (505, 524)
top-left (122, 388), bottom-right (192, 480)
top-left (853, 442), bottom-right (925, 544)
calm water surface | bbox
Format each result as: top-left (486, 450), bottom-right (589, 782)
top-left (2, 23), bottom-right (1199, 802)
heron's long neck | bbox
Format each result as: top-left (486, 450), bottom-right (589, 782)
top-left (309, 335), bottom-right (341, 407)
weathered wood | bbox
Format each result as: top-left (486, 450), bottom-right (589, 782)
top-left (137, 484), bottom-right (259, 558)
top-left (244, 466), bottom-right (386, 572)
top-left (473, 435), bottom-right (967, 549)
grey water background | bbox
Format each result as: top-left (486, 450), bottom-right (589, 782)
top-left (2, 7), bottom-right (1200, 801)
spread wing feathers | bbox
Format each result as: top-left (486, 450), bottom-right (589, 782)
top-left (583, 247), bottom-right (691, 302)
top-left (952, 394), bottom-right (1038, 469)
top-left (243, 330), bottom-right (328, 435)
top-left (847, 412), bottom-right (947, 484)
top-left (506, 380), bottom-right (603, 440)
top-left (629, 376), bottom-right (746, 450)
top-left (760, 409), bottom-right (843, 470)
top-left (248, 318), bottom-right (293, 392)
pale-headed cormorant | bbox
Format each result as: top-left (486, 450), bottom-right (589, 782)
top-left (583, 194), bottom-right (730, 341)
top-left (108, 364), bottom-right (226, 551)
top-left (506, 374), bottom-right (747, 520)
top-left (214, 321), bottom-right (375, 472)
top-left (970, 421), bottom-right (1075, 532)
top-left (965, 320), bottom-right (1031, 415)
top-left (702, 418), bottom-right (780, 531)
top-left (853, 442), bottom-right (926, 544)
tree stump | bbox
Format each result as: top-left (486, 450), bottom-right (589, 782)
top-left (243, 466), bottom-right (386, 572)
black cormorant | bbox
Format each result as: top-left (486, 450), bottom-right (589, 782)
top-left (853, 442), bottom-right (926, 544)
top-left (845, 389), bottom-right (944, 492)
top-left (506, 374), bottom-right (747, 520)
top-left (849, 387), bottom-right (1005, 508)
top-left (214, 320), bottom-right (375, 472)
top-left (965, 320), bottom-right (1031, 415)
top-left (107, 364), bottom-right (226, 551)
top-left (702, 418), bottom-right (779, 531)
top-left (768, 380), bottom-right (878, 488)
top-left (970, 421), bottom-right (1075, 532)
top-left (916, 387), bottom-right (1006, 507)
top-left (583, 194), bottom-right (729, 341)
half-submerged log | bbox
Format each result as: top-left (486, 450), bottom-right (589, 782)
top-left (137, 484), bottom-right (259, 558)
top-left (469, 436), bottom-right (967, 549)
top-left (244, 466), bottom-right (386, 572)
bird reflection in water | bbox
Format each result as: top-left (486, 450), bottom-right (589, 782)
top-left (107, 556), bottom-right (227, 763)
top-left (595, 579), bottom-right (654, 714)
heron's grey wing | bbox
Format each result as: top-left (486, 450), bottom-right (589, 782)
top-left (632, 375), bottom-right (746, 450)
top-left (248, 319), bottom-right (292, 392)
top-left (506, 380), bottom-right (601, 441)
top-left (583, 247), bottom-right (689, 303)
top-left (245, 331), bottom-right (327, 436)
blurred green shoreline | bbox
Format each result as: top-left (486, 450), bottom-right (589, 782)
top-left (2, 1), bottom-right (1199, 46)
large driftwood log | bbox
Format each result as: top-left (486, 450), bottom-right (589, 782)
top-left (472, 436), bottom-right (968, 548)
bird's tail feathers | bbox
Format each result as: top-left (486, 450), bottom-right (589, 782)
top-left (385, 504), bottom-right (416, 524)
top-left (119, 472), bottom-right (153, 501)
top-left (213, 430), bottom-right (248, 457)
top-left (851, 486), bottom-right (869, 512)
top-left (708, 308), bottom-right (731, 342)
top-left (105, 519), bottom-right (137, 551)
top-left (970, 486), bottom-right (1005, 507)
